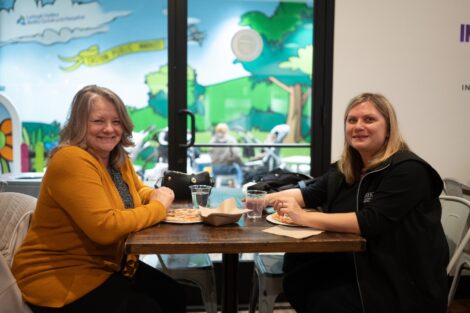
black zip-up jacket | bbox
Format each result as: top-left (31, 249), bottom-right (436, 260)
top-left (300, 150), bottom-right (448, 313)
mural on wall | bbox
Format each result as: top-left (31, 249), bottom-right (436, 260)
top-left (59, 38), bottom-right (166, 72)
top-left (0, 0), bottom-right (313, 173)
top-left (0, 105), bottom-right (13, 173)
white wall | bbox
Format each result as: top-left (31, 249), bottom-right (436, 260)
top-left (332, 0), bottom-right (470, 183)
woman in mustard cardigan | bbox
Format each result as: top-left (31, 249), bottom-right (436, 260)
top-left (12, 85), bottom-right (186, 313)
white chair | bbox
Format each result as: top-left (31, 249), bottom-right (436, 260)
top-left (248, 253), bottom-right (284, 313)
top-left (142, 254), bottom-right (218, 313)
top-left (0, 192), bottom-right (36, 313)
top-left (0, 192), bottom-right (37, 266)
top-left (443, 178), bottom-right (470, 200)
top-left (0, 254), bottom-right (32, 313)
top-left (442, 196), bottom-right (470, 307)
top-left (440, 195), bottom-right (470, 260)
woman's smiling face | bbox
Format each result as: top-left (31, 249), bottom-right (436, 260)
top-left (345, 101), bottom-right (388, 165)
top-left (86, 96), bottom-right (123, 165)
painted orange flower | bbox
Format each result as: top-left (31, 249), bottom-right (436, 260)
top-left (0, 118), bottom-right (13, 162)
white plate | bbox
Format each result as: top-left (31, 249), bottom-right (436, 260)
top-left (163, 208), bottom-right (203, 224)
top-left (163, 218), bottom-right (203, 224)
top-left (266, 213), bottom-right (301, 227)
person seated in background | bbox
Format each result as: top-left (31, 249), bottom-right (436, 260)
top-left (266, 93), bottom-right (449, 313)
top-left (209, 123), bottom-right (244, 187)
top-left (12, 85), bottom-right (186, 313)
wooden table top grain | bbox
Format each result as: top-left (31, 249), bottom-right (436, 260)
top-left (125, 188), bottom-right (366, 313)
top-left (126, 213), bottom-right (365, 255)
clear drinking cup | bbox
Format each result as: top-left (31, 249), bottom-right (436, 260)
top-left (189, 185), bottom-right (212, 208)
top-left (245, 190), bottom-right (267, 219)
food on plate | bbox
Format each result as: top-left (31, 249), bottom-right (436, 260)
top-left (271, 212), bottom-right (296, 225)
top-left (165, 208), bottom-right (202, 223)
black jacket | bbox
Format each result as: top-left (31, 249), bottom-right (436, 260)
top-left (300, 151), bottom-right (448, 313)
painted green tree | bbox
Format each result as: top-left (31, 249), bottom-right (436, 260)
top-left (146, 65), bottom-right (207, 131)
top-left (237, 1), bottom-right (313, 143)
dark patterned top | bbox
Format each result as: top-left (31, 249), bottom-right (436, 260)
top-left (107, 166), bottom-right (134, 209)
top-left (107, 166), bottom-right (138, 277)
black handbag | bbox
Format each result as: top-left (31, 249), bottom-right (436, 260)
top-left (247, 168), bottom-right (315, 193)
top-left (161, 170), bottom-right (212, 200)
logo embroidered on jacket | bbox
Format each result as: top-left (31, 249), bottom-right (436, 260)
top-left (363, 192), bottom-right (374, 203)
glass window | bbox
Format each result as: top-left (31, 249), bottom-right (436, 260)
top-left (187, 0), bottom-right (313, 187)
top-left (0, 0), bottom-right (330, 183)
top-left (0, 0), bottom-right (168, 174)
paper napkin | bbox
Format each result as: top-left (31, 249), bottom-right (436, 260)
top-left (263, 225), bottom-right (323, 239)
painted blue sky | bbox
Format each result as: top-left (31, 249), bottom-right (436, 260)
top-left (0, 0), bottom-right (309, 124)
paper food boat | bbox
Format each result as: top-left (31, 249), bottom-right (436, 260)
top-left (199, 198), bottom-right (251, 226)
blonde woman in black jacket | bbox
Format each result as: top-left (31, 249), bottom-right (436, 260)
top-left (266, 93), bottom-right (448, 313)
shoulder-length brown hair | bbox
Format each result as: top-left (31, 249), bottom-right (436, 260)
top-left (50, 85), bottom-right (134, 168)
top-left (338, 93), bottom-right (409, 184)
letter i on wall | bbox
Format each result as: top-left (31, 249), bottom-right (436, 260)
top-left (461, 24), bottom-right (470, 42)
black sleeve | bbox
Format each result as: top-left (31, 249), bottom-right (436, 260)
top-left (300, 172), bottom-right (328, 209)
top-left (356, 160), bottom-right (434, 238)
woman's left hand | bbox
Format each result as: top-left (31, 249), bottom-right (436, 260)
top-left (150, 186), bottom-right (175, 209)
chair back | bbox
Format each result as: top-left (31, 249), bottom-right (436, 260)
top-left (0, 253), bottom-right (33, 313)
top-left (443, 178), bottom-right (470, 198)
top-left (0, 192), bottom-right (36, 313)
top-left (445, 197), bottom-right (470, 307)
top-left (440, 195), bottom-right (470, 261)
top-left (0, 192), bottom-right (37, 266)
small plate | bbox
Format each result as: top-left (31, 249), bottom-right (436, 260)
top-left (163, 218), bottom-right (203, 224)
top-left (266, 213), bottom-right (300, 227)
top-left (163, 208), bottom-right (203, 224)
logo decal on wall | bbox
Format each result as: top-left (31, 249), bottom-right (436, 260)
top-left (1, 1), bottom-right (130, 46)
top-left (460, 24), bottom-right (470, 42)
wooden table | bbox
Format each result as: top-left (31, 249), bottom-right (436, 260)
top-left (125, 188), bottom-right (366, 313)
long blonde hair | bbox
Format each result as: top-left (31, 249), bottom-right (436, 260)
top-left (338, 93), bottom-right (409, 184)
top-left (50, 85), bottom-right (134, 168)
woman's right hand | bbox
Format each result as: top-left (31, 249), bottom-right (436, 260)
top-left (266, 189), bottom-right (305, 208)
top-left (150, 187), bottom-right (175, 209)
top-left (273, 197), bottom-right (306, 225)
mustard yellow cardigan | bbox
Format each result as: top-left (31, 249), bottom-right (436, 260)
top-left (12, 146), bottom-right (167, 307)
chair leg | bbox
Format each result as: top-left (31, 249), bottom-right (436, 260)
top-left (257, 271), bottom-right (283, 313)
top-left (448, 262), bottom-right (465, 307)
top-left (200, 282), bottom-right (218, 313)
top-left (258, 295), bottom-right (278, 313)
top-left (203, 271), bottom-right (218, 313)
top-left (190, 271), bottom-right (218, 313)
top-left (248, 270), bottom-right (259, 313)
top-left (169, 270), bottom-right (218, 313)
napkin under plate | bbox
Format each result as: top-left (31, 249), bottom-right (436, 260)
top-left (263, 225), bottom-right (323, 239)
